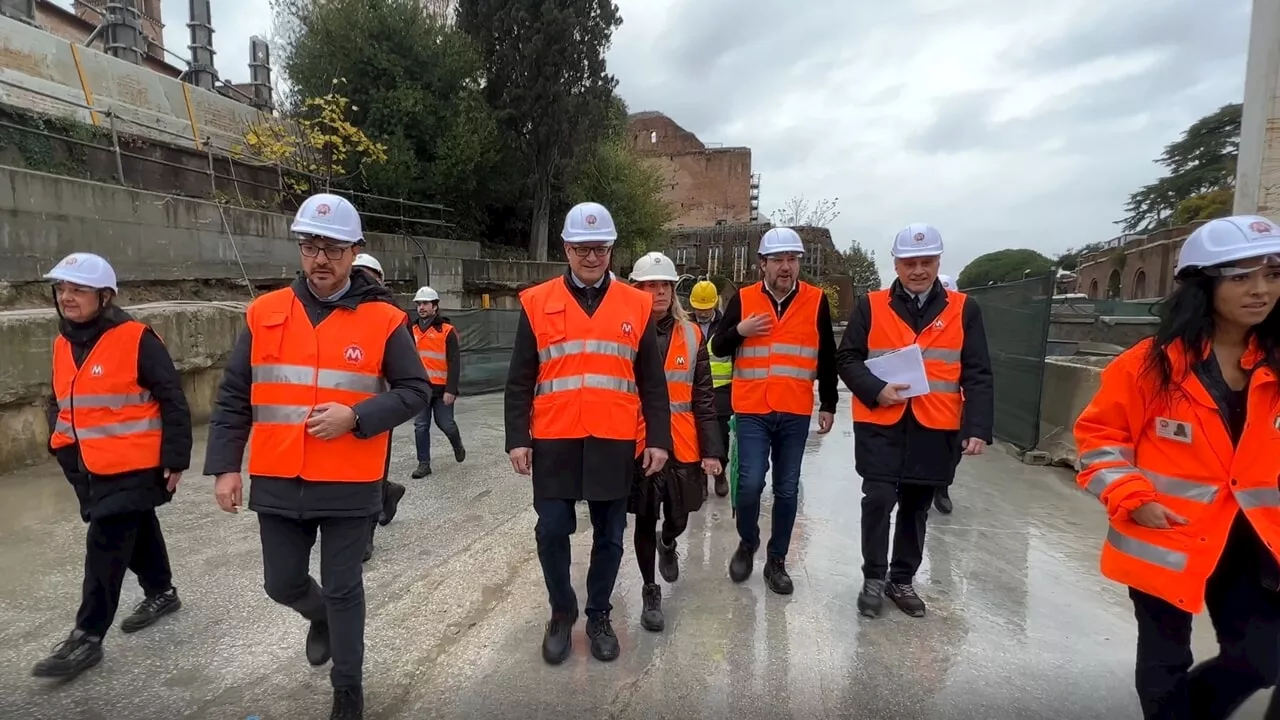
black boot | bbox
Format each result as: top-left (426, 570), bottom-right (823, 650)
top-left (541, 608), bottom-right (578, 665)
top-left (410, 462), bottom-right (432, 479)
top-left (454, 444), bottom-right (466, 463)
top-left (31, 629), bottom-right (103, 679)
top-left (857, 579), bottom-right (886, 618)
top-left (657, 538), bottom-right (680, 583)
top-left (640, 583), bottom-right (664, 632)
top-left (379, 481), bottom-right (406, 527)
top-left (763, 556), bottom-right (794, 595)
top-left (714, 473), bottom-right (729, 497)
top-left (330, 687), bottom-right (364, 720)
top-left (728, 542), bottom-right (754, 583)
top-left (120, 587), bottom-right (182, 633)
top-left (934, 488), bottom-right (953, 514)
top-left (886, 582), bottom-right (927, 617)
top-left (585, 614), bottom-right (620, 662)
top-left (306, 619), bottom-right (332, 665)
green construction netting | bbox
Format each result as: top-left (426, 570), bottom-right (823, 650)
top-left (428, 308), bottom-right (522, 396)
top-left (962, 274), bottom-right (1054, 451)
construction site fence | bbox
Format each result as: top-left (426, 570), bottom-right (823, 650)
top-left (444, 308), bottom-right (522, 396)
top-left (962, 274), bottom-right (1055, 451)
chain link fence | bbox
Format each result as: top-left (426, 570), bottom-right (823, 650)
top-left (963, 274), bottom-right (1054, 451)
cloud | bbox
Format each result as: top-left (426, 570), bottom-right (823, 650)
top-left (607, 0), bottom-right (1252, 284)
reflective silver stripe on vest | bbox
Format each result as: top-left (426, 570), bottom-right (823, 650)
top-left (57, 391), bottom-right (154, 411)
top-left (929, 380), bottom-right (960, 393)
top-left (252, 364), bottom-right (386, 394)
top-left (666, 369), bottom-right (693, 383)
top-left (419, 351), bottom-right (446, 360)
top-left (72, 417), bottom-right (163, 439)
top-left (253, 405), bottom-right (314, 424)
top-left (1079, 445), bottom-right (1219, 503)
top-left (868, 347), bottom-right (963, 363)
top-left (671, 401), bottom-right (692, 413)
top-left (535, 374), bottom-right (637, 396)
top-left (1236, 486), bottom-right (1280, 510)
top-left (538, 339), bottom-right (636, 363)
top-left (733, 341), bottom-right (818, 381)
top-left (1106, 526), bottom-right (1189, 572)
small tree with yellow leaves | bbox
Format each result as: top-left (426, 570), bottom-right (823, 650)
top-left (235, 78), bottom-right (389, 195)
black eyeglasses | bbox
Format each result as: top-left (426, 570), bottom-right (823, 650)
top-left (568, 245), bottom-right (612, 258)
top-left (298, 242), bottom-right (349, 260)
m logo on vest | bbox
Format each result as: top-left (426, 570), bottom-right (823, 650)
top-left (676, 355), bottom-right (686, 367)
top-left (621, 322), bottom-right (633, 338)
top-left (343, 345), bottom-right (364, 365)
top-left (90, 364), bottom-right (104, 377)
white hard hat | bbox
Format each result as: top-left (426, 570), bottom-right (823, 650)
top-left (353, 253), bottom-right (383, 277)
top-left (938, 273), bottom-right (957, 291)
top-left (413, 286), bottom-right (439, 303)
top-left (892, 223), bottom-right (944, 258)
top-left (1175, 215), bottom-right (1280, 276)
top-left (44, 252), bottom-right (118, 292)
top-left (629, 251), bottom-right (680, 282)
top-left (758, 227), bottom-right (805, 256)
top-left (561, 202), bottom-right (618, 244)
top-left (291, 193), bottom-right (363, 244)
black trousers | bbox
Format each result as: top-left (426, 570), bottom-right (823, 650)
top-left (258, 513), bottom-right (372, 689)
top-left (1131, 516), bottom-right (1280, 720)
top-left (634, 507), bottom-right (690, 585)
top-left (534, 498), bottom-right (627, 619)
top-left (860, 479), bottom-right (935, 584)
top-left (76, 509), bottom-right (174, 638)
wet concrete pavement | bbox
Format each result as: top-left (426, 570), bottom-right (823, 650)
top-left (0, 391), bottom-right (1269, 719)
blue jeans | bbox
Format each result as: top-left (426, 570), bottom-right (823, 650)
top-left (413, 395), bottom-right (462, 463)
top-left (735, 412), bottom-right (809, 560)
top-left (533, 497), bottom-right (628, 618)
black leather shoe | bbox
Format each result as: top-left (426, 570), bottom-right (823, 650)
top-left (728, 542), bottom-right (754, 583)
top-left (763, 556), bottom-right (794, 595)
top-left (934, 488), bottom-right (953, 514)
top-left (640, 583), bottom-right (664, 632)
top-left (541, 608), bottom-right (578, 665)
top-left (586, 614), bottom-right (620, 661)
top-left (330, 686), bottom-right (363, 720)
top-left (306, 620), bottom-right (331, 666)
top-left (714, 474), bottom-right (729, 497)
top-left (380, 482), bottom-right (406, 526)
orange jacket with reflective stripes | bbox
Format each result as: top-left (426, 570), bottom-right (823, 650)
top-left (636, 319), bottom-right (703, 463)
top-left (50, 320), bottom-right (163, 475)
top-left (1073, 337), bottom-right (1280, 613)
top-left (732, 282), bottom-right (821, 416)
top-left (246, 287), bottom-right (406, 483)
top-left (412, 322), bottom-right (454, 386)
top-left (851, 289), bottom-right (966, 430)
top-left (520, 278), bottom-right (652, 441)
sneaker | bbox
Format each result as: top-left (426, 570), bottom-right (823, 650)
top-left (728, 542), bottom-right (754, 583)
top-left (120, 587), bottom-right (181, 633)
top-left (886, 582), bottom-right (927, 617)
top-left (857, 579), bottom-right (886, 618)
top-left (31, 629), bottom-right (103, 679)
top-left (640, 583), bottom-right (664, 632)
top-left (585, 614), bottom-right (620, 662)
top-left (762, 556), bottom-right (794, 595)
top-left (541, 608), bottom-right (578, 666)
top-left (379, 482), bottom-right (406, 527)
top-left (410, 462), bottom-right (432, 479)
top-left (330, 686), bottom-right (363, 720)
top-left (657, 538), bottom-right (680, 583)
top-left (306, 619), bottom-right (331, 666)
top-left (454, 445), bottom-right (466, 463)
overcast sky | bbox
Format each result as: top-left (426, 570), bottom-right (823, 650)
top-left (63, 0), bottom-right (1252, 281)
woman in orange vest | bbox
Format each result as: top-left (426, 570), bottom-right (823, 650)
top-left (627, 252), bottom-right (724, 632)
top-left (1074, 215), bottom-right (1280, 720)
top-left (31, 252), bottom-right (193, 682)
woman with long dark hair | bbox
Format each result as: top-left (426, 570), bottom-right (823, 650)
top-left (1074, 215), bottom-right (1280, 719)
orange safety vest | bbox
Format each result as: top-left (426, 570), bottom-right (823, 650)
top-left (246, 288), bottom-right (405, 483)
top-left (520, 277), bottom-right (652, 441)
top-left (731, 282), bottom-right (821, 416)
top-left (412, 322), bottom-right (454, 385)
top-left (1074, 338), bottom-right (1280, 613)
top-left (636, 319), bottom-right (703, 462)
top-left (851, 289), bottom-right (966, 431)
top-left (49, 320), bottom-right (163, 475)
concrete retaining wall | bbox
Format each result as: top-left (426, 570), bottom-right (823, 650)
top-left (0, 301), bottom-right (246, 474)
top-left (1036, 356), bottom-right (1110, 468)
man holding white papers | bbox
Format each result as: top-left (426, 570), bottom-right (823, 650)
top-left (836, 223), bottom-right (993, 619)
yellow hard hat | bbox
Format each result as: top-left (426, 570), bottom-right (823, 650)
top-left (689, 280), bottom-right (719, 310)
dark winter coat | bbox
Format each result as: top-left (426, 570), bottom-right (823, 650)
top-left (202, 272), bottom-right (432, 518)
top-left (836, 279), bottom-right (994, 487)
top-left (503, 271), bottom-right (672, 502)
top-left (628, 312), bottom-right (724, 517)
top-left (45, 304), bottom-right (193, 522)
top-left (411, 314), bottom-right (462, 396)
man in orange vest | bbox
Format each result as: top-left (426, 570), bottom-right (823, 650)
top-left (837, 223), bottom-right (993, 620)
top-left (408, 284), bottom-right (465, 480)
top-left (203, 193), bottom-right (431, 720)
top-left (709, 227), bottom-right (839, 596)
top-left (31, 252), bottom-right (193, 682)
top-left (504, 201), bottom-right (671, 666)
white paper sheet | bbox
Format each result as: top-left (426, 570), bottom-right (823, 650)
top-left (864, 344), bottom-right (931, 398)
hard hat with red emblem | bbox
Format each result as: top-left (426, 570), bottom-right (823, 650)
top-left (1175, 215), bottom-right (1280, 276)
top-left (44, 252), bottom-right (118, 291)
top-left (291, 193), bottom-right (364, 245)
top-left (892, 223), bottom-right (944, 259)
top-left (561, 201), bottom-right (618, 244)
